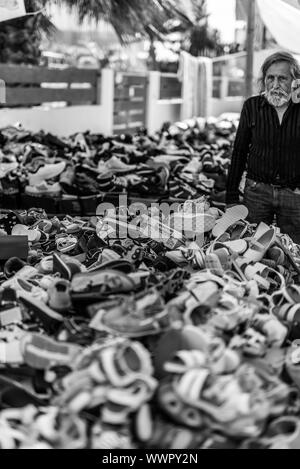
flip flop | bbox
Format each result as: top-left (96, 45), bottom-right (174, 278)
top-left (212, 205), bottom-right (249, 238)
top-left (223, 239), bottom-right (248, 255)
top-left (170, 212), bottom-right (216, 238)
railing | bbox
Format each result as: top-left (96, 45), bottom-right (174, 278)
top-left (0, 64), bottom-right (100, 107)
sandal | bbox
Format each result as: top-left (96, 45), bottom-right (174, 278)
top-left (146, 416), bottom-right (203, 449)
top-left (174, 371), bottom-right (269, 438)
top-left (20, 333), bottom-right (82, 371)
top-left (212, 205), bottom-right (249, 239)
top-left (90, 291), bottom-right (168, 338)
top-left (56, 234), bottom-right (78, 254)
top-left (102, 377), bottom-right (157, 425)
top-left (157, 380), bottom-right (204, 429)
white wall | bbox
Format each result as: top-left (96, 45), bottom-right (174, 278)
top-left (211, 97), bottom-right (243, 117)
top-left (147, 72), bottom-right (182, 134)
top-left (0, 105), bottom-right (108, 136)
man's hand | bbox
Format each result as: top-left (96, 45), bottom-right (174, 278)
top-left (292, 79), bottom-right (300, 104)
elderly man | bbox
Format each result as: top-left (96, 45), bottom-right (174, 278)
top-left (226, 51), bottom-right (300, 243)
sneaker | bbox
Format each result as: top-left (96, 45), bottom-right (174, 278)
top-left (98, 156), bottom-right (137, 174)
top-left (28, 162), bottom-right (66, 186)
top-left (25, 182), bottom-right (61, 197)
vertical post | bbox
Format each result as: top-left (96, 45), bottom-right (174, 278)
top-left (0, 79), bottom-right (5, 104)
top-left (146, 71), bottom-right (161, 135)
top-left (100, 68), bottom-right (115, 135)
top-left (262, 25), bottom-right (267, 49)
top-left (245, 0), bottom-right (256, 99)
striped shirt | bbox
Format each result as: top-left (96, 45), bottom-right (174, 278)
top-left (226, 95), bottom-right (300, 205)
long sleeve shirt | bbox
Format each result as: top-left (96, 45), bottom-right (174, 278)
top-left (226, 95), bottom-right (300, 205)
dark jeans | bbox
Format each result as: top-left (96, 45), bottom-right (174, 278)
top-left (244, 178), bottom-right (300, 244)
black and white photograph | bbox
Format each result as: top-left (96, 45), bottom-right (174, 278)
top-left (0, 0), bottom-right (300, 453)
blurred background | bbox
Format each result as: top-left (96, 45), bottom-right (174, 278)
top-left (0, 0), bottom-right (282, 73)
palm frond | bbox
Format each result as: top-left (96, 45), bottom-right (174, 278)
top-left (56, 0), bottom-right (193, 44)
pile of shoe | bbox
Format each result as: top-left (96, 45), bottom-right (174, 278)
top-left (0, 201), bottom-right (300, 449)
top-left (0, 115), bottom-right (238, 213)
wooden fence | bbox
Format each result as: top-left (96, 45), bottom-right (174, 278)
top-left (0, 65), bottom-right (183, 134)
top-left (0, 64), bottom-right (99, 107)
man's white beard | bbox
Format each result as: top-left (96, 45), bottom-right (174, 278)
top-left (265, 89), bottom-right (291, 107)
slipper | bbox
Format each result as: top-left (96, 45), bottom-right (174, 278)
top-left (174, 372), bottom-right (269, 437)
top-left (238, 227), bottom-right (276, 266)
top-left (71, 269), bottom-right (136, 295)
top-left (157, 380), bottom-right (204, 429)
top-left (97, 217), bottom-right (143, 242)
top-left (205, 253), bottom-right (225, 276)
top-left (92, 340), bottom-right (153, 387)
top-left (209, 296), bottom-right (256, 333)
top-left (56, 234), bottom-right (78, 254)
top-left (87, 259), bottom-right (135, 275)
top-left (170, 212), bottom-right (216, 239)
top-left (20, 333), bottom-right (81, 371)
top-left (216, 220), bottom-right (252, 243)
top-left (212, 205), bottom-right (249, 238)
top-left (7, 277), bottom-right (49, 303)
top-left (140, 215), bottom-right (186, 250)
top-left (243, 264), bottom-right (271, 291)
top-left (262, 417), bottom-right (300, 450)
top-left (3, 258), bottom-right (27, 278)
top-left (186, 280), bottom-right (219, 305)
top-left (18, 292), bottom-right (65, 332)
top-left (11, 225), bottom-right (41, 243)
top-left (285, 342), bottom-right (300, 390)
top-left (146, 416), bottom-right (203, 449)
top-left (152, 326), bottom-right (211, 379)
top-left (188, 270), bottom-right (226, 288)
top-left (223, 239), bottom-right (248, 255)
top-left (272, 284), bottom-right (300, 307)
top-left (102, 377), bottom-right (157, 424)
top-left (115, 341), bottom-right (154, 378)
top-left (135, 405), bottom-right (153, 444)
top-left (91, 427), bottom-right (134, 450)
top-left (164, 350), bottom-right (207, 375)
top-left (241, 327), bottom-right (268, 358)
top-left (251, 314), bottom-right (288, 348)
top-left (1, 265), bottom-right (39, 290)
top-left (90, 291), bottom-right (168, 338)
